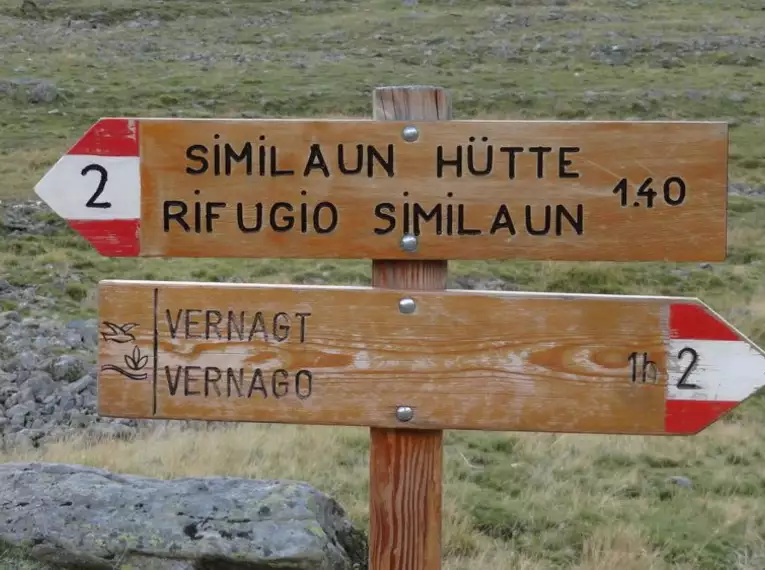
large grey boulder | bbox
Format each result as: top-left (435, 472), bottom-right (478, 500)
top-left (0, 462), bottom-right (367, 570)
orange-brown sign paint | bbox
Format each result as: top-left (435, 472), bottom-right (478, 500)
top-left (134, 118), bottom-right (728, 262)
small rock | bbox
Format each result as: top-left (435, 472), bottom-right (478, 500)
top-left (87, 423), bottom-right (137, 440)
top-left (23, 371), bottom-right (55, 400)
top-left (4, 432), bottom-right (34, 450)
top-left (51, 355), bottom-right (87, 383)
top-left (27, 80), bottom-right (60, 104)
top-left (30, 417), bottom-right (46, 430)
top-left (7, 351), bottom-right (39, 372)
top-left (63, 375), bottom-right (94, 394)
top-left (669, 475), bottom-right (692, 488)
top-left (67, 412), bottom-right (93, 429)
top-left (727, 92), bottom-right (748, 103)
top-left (65, 320), bottom-right (99, 347)
top-left (450, 275), bottom-right (518, 291)
top-left (6, 403), bottom-right (32, 418)
top-left (60, 394), bottom-right (76, 412)
top-left (3, 310), bottom-right (21, 321)
top-left (582, 90), bottom-right (601, 104)
top-left (10, 414), bottom-right (26, 429)
top-left (4, 392), bottom-right (20, 409)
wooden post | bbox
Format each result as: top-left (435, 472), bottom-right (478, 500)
top-left (369, 85), bottom-right (450, 570)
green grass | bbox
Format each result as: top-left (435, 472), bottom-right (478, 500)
top-left (2, 0), bottom-right (765, 569)
top-left (2, 0), bottom-right (765, 195)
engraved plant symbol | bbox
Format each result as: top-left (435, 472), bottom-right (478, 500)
top-left (101, 342), bottom-right (150, 381)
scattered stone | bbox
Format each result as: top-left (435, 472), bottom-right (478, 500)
top-left (727, 91), bottom-right (749, 103)
top-left (670, 268), bottom-right (691, 279)
top-left (668, 475), bottom-right (693, 488)
top-left (450, 275), bottom-right (519, 291)
top-left (582, 90), bottom-right (602, 104)
top-left (0, 78), bottom-right (60, 104)
top-left (62, 373), bottom-right (94, 394)
top-left (27, 79), bottom-right (59, 103)
top-left (51, 355), bottom-right (88, 383)
top-left (729, 182), bottom-right (765, 197)
top-left (0, 299), bottom-right (148, 447)
top-left (1, 200), bottom-right (67, 236)
top-left (0, 462), bottom-right (368, 570)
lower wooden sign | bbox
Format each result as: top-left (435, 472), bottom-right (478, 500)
top-left (97, 279), bottom-right (765, 435)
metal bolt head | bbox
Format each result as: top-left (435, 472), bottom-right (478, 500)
top-left (401, 125), bottom-right (419, 142)
top-left (398, 297), bottom-right (416, 314)
top-left (399, 234), bottom-right (418, 252)
top-left (396, 406), bottom-right (414, 422)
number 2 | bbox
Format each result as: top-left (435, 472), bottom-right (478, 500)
top-left (676, 347), bottom-right (700, 389)
top-left (81, 163), bottom-right (111, 209)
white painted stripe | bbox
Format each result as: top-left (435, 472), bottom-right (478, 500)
top-left (34, 154), bottom-right (140, 220)
top-left (667, 339), bottom-right (765, 402)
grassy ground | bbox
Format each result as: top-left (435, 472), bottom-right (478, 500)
top-left (2, 0), bottom-right (765, 568)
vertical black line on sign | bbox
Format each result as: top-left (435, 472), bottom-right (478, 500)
top-left (152, 286), bottom-right (159, 416)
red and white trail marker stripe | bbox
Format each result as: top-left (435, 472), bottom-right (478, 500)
top-left (665, 302), bottom-right (765, 434)
top-left (33, 118), bottom-right (141, 256)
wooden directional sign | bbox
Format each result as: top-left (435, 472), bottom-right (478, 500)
top-left (97, 279), bottom-right (765, 435)
top-left (36, 118), bottom-right (728, 262)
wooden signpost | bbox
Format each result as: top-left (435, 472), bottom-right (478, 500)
top-left (34, 85), bottom-right (755, 570)
top-left (33, 107), bottom-right (729, 262)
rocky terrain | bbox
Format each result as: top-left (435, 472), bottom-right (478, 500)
top-left (0, 201), bottom-right (240, 451)
top-left (0, 303), bottom-right (206, 451)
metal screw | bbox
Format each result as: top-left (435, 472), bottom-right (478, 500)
top-left (396, 406), bottom-right (414, 422)
top-left (399, 234), bottom-right (418, 252)
top-left (398, 297), bottom-right (416, 314)
top-left (401, 125), bottom-right (419, 142)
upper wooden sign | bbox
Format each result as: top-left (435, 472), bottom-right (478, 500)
top-left (35, 117), bottom-right (729, 262)
top-left (96, 279), bottom-right (765, 435)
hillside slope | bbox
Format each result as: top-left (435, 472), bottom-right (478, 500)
top-left (2, 1), bottom-right (765, 569)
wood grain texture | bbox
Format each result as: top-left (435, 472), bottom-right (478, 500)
top-left (369, 85), bottom-right (447, 570)
top-left (96, 280), bottom-right (680, 433)
top-left (136, 117), bottom-right (728, 262)
top-left (369, 428), bottom-right (443, 570)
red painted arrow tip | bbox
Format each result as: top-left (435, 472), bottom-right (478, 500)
top-left (669, 303), bottom-right (739, 341)
top-left (665, 400), bottom-right (739, 434)
top-left (67, 118), bottom-right (139, 157)
top-left (67, 219), bottom-right (140, 256)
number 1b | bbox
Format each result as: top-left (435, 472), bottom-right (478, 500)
top-left (628, 352), bottom-right (658, 384)
top-left (626, 348), bottom-right (701, 389)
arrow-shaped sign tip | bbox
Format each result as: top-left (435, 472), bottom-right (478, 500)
top-left (666, 301), bottom-right (765, 434)
top-left (34, 118), bottom-right (141, 257)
